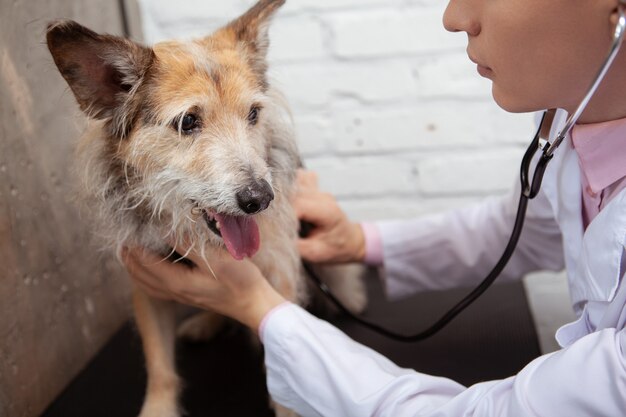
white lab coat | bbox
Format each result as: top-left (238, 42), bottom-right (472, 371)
top-left (261, 112), bottom-right (626, 416)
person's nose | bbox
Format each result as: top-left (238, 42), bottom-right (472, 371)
top-left (443, 0), bottom-right (481, 36)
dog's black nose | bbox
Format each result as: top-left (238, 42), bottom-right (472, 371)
top-left (237, 179), bottom-right (274, 214)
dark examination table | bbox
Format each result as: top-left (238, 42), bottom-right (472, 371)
top-left (42, 274), bottom-right (540, 417)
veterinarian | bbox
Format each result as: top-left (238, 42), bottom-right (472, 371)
top-left (124, 0), bottom-right (626, 415)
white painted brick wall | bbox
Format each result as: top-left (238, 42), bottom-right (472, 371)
top-left (137, 0), bottom-right (536, 221)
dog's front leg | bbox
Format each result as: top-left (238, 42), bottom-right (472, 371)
top-left (133, 289), bottom-right (181, 417)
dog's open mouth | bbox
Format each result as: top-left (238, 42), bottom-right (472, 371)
top-left (203, 211), bottom-right (260, 261)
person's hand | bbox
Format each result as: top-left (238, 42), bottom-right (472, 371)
top-left (122, 246), bottom-right (286, 332)
top-left (294, 170), bottom-right (365, 264)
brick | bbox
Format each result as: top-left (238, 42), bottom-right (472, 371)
top-left (268, 17), bottom-right (327, 62)
top-left (293, 114), bottom-right (333, 156)
top-left (138, 0), bottom-right (246, 42)
top-left (304, 156), bottom-right (420, 197)
top-left (417, 149), bottom-right (523, 196)
top-left (330, 102), bottom-right (536, 154)
top-left (339, 196), bottom-right (481, 221)
top-left (330, 6), bottom-right (462, 58)
top-left (413, 54), bottom-right (493, 99)
top-left (138, 0), bottom-right (245, 22)
top-left (405, 0), bottom-right (445, 5)
top-left (280, 0), bottom-right (392, 13)
top-left (270, 60), bottom-right (417, 109)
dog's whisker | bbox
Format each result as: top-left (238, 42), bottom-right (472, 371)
top-left (181, 243), bottom-right (196, 263)
top-left (121, 196), bottom-right (147, 211)
top-left (171, 255), bottom-right (187, 264)
top-left (163, 245), bottom-right (178, 263)
top-left (205, 260), bottom-right (219, 281)
top-left (156, 187), bottom-right (176, 218)
top-left (123, 161), bottom-right (131, 187)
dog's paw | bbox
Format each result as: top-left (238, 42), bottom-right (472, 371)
top-left (176, 311), bottom-right (225, 342)
top-left (314, 263), bottom-right (369, 314)
top-left (340, 275), bottom-right (368, 314)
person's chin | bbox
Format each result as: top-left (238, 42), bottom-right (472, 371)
top-left (492, 86), bottom-right (544, 114)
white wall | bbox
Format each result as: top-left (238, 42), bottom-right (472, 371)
top-left (137, 0), bottom-right (536, 221)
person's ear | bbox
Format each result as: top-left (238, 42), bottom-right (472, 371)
top-left (610, 10), bottom-right (618, 27)
top-left (609, 1), bottom-right (625, 28)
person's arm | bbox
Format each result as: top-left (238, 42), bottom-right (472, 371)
top-left (295, 170), bottom-right (565, 300)
top-left (263, 302), bottom-right (626, 417)
top-left (123, 243), bottom-right (625, 417)
top-left (123, 248), bottom-right (286, 332)
top-left (374, 184), bottom-right (565, 299)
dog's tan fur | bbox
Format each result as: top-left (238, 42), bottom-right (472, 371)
top-left (46, 1), bottom-right (366, 416)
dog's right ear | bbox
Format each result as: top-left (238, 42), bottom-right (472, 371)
top-left (46, 20), bottom-right (154, 135)
top-left (218, 0), bottom-right (286, 81)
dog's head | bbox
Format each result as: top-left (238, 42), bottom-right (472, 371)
top-left (46, 0), bottom-right (292, 260)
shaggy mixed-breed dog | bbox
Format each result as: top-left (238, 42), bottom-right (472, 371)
top-left (46, 0), bottom-right (366, 416)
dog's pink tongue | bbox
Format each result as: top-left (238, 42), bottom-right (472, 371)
top-left (214, 214), bottom-right (260, 260)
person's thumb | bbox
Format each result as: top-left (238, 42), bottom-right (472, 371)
top-left (294, 195), bottom-right (332, 227)
top-left (297, 237), bottom-right (330, 263)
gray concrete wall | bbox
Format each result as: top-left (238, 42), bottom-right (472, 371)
top-left (0, 1), bottom-right (141, 416)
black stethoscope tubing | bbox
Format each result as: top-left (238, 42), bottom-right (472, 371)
top-left (302, 114), bottom-right (552, 342)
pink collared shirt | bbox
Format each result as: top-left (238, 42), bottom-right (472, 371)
top-left (571, 118), bottom-right (626, 229)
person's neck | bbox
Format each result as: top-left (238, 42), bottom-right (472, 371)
top-left (576, 97), bottom-right (626, 125)
top-left (573, 57), bottom-right (626, 124)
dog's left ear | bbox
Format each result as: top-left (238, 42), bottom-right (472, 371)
top-left (220, 0), bottom-right (286, 80)
top-left (46, 20), bottom-right (155, 137)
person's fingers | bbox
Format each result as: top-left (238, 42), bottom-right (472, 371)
top-left (133, 277), bottom-right (172, 300)
top-left (297, 238), bottom-right (329, 263)
top-left (126, 249), bottom-right (221, 305)
top-left (124, 255), bottom-right (177, 300)
top-left (164, 235), bottom-right (201, 265)
top-left (125, 247), bottom-right (170, 271)
top-left (123, 248), bottom-right (158, 281)
top-left (293, 194), bottom-right (333, 226)
top-left (296, 170), bottom-right (319, 192)
top-left (127, 247), bottom-right (196, 290)
top-left (164, 236), bottom-right (234, 275)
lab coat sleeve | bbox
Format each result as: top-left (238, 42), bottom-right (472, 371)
top-left (377, 183), bottom-right (565, 299)
top-left (263, 303), bottom-right (626, 417)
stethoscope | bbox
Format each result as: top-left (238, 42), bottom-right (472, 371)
top-left (303, 3), bottom-right (626, 342)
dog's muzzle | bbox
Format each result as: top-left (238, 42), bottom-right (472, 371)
top-left (188, 179), bottom-right (274, 260)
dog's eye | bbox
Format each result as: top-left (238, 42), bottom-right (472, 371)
top-left (180, 114), bottom-right (198, 134)
top-left (247, 106), bottom-right (261, 126)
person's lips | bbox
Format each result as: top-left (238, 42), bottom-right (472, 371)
top-left (467, 51), bottom-right (493, 77)
top-left (476, 64), bottom-right (493, 77)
